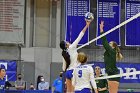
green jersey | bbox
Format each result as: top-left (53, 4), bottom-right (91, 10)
top-left (101, 33), bottom-right (118, 73)
top-left (101, 33), bottom-right (120, 82)
top-left (95, 75), bottom-right (108, 93)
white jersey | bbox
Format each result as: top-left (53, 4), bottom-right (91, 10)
top-left (72, 65), bottom-right (97, 91)
top-left (62, 32), bottom-right (84, 71)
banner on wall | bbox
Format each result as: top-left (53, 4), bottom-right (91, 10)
top-left (0, 0), bottom-right (25, 44)
top-left (125, 0), bottom-right (140, 46)
top-left (89, 62), bottom-right (140, 83)
top-left (96, 0), bottom-right (121, 46)
top-left (0, 60), bottom-right (17, 81)
top-left (65, 0), bottom-right (90, 45)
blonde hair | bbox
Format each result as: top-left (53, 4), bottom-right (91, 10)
top-left (77, 52), bottom-right (87, 64)
top-left (112, 41), bottom-right (123, 61)
top-left (116, 47), bottom-right (123, 61)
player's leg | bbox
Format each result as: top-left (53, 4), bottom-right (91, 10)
top-left (66, 78), bottom-right (74, 92)
top-left (65, 70), bottom-right (74, 92)
top-left (108, 81), bottom-right (119, 93)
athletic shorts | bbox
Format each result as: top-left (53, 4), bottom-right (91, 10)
top-left (66, 69), bottom-right (73, 80)
top-left (106, 68), bottom-right (120, 82)
top-left (98, 90), bottom-right (109, 93)
top-left (75, 88), bottom-right (91, 93)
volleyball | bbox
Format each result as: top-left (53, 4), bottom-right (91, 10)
top-left (84, 12), bottom-right (94, 21)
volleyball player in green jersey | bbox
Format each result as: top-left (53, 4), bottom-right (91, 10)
top-left (99, 21), bottom-right (123, 93)
top-left (95, 66), bottom-right (108, 93)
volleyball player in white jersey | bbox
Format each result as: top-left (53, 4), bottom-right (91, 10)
top-left (72, 52), bottom-right (98, 93)
top-left (60, 20), bottom-right (92, 92)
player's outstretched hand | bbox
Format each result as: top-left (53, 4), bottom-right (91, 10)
top-left (85, 19), bottom-right (93, 26)
top-left (100, 21), bottom-right (104, 33)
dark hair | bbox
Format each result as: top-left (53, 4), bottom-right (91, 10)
top-left (62, 51), bottom-right (70, 71)
top-left (60, 41), bottom-right (66, 50)
top-left (0, 64), bottom-right (6, 70)
top-left (95, 66), bottom-right (101, 70)
top-left (60, 41), bottom-right (71, 71)
top-left (59, 72), bottom-right (63, 77)
top-left (18, 74), bottom-right (22, 76)
top-left (36, 75), bottom-right (43, 90)
top-left (30, 83), bottom-right (33, 85)
top-left (94, 66), bottom-right (101, 76)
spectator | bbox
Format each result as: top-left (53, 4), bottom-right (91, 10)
top-left (29, 83), bottom-right (35, 90)
top-left (15, 74), bottom-right (26, 90)
top-left (36, 75), bottom-right (42, 90)
top-left (0, 64), bottom-right (6, 90)
top-left (38, 76), bottom-right (49, 90)
top-left (5, 81), bottom-right (12, 90)
top-left (52, 72), bottom-right (63, 93)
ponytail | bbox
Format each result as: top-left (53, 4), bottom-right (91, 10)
top-left (116, 47), bottom-right (123, 61)
top-left (62, 50), bottom-right (71, 71)
top-left (112, 41), bottom-right (123, 61)
top-left (60, 41), bottom-right (71, 71)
